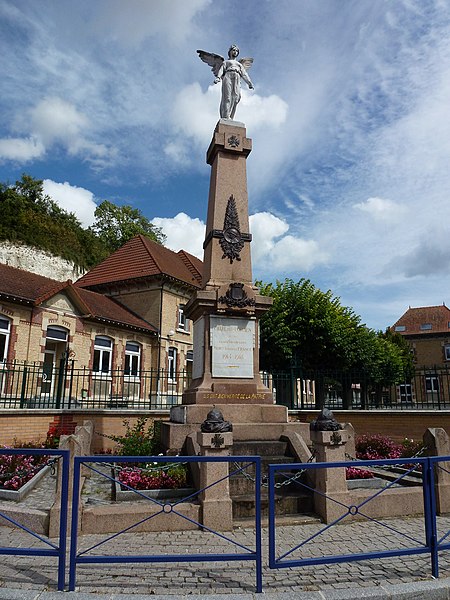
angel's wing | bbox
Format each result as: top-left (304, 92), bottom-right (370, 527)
top-left (197, 50), bottom-right (224, 78)
top-left (239, 57), bottom-right (253, 71)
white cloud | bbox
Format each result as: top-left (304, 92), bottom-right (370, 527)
top-left (90, 0), bottom-right (211, 46)
top-left (250, 212), bottom-right (328, 274)
top-left (30, 97), bottom-right (108, 161)
top-left (249, 212), bottom-right (288, 263)
top-left (43, 179), bottom-right (97, 227)
top-left (153, 210), bottom-right (328, 274)
top-left (170, 83), bottom-right (288, 152)
top-left (0, 137), bottom-right (45, 161)
top-left (153, 212), bottom-right (205, 258)
top-left (353, 197), bottom-right (406, 221)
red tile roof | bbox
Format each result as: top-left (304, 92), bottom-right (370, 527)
top-left (75, 235), bottom-right (203, 289)
top-left (392, 305), bottom-right (450, 335)
top-left (0, 263), bottom-right (157, 334)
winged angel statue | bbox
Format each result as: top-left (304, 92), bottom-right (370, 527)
top-left (197, 45), bottom-right (254, 120)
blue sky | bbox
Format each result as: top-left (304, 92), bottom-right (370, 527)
top-left (1, 0), bottom-right (450, 331)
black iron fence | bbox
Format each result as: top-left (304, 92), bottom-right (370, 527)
top-left (1, 360), bottom-right (450, 410)
top-left (0, 360), bottom-right (192, 410)
top-left (264, 366), bottom-right (450, 410)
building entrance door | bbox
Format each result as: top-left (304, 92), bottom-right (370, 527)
top-left (42, 349), bottom-right (56, 397)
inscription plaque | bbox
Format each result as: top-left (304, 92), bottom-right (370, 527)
top-left (210, 316), bottom-right (255, 378)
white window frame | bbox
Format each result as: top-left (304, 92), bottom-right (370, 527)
top-left (46, 325), bottom-right (68, 342)
top-left (177, 305), bottom-right (190, 333)
top-left (425, 375), bottom-right (439, 393)
top-left (93, 336), bottom-right (113, 375)
top-left (0, 316), bottom-right (11, 365)
top-left (168, 347), bottom-right (177, 383)
top-left (124, 341), bottom-right (141, 377)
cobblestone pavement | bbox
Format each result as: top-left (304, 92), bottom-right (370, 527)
top-left (1, 515), bottom-right (450, 596)
top-left (1, 462), bottom-right (450, 596)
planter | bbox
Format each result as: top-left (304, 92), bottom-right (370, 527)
top-left (114, 480), bottom-right (196, 502)
top-left (0, 464), bottom-right (51, 502)
top-left (111, 465), bottom-right (195, 502)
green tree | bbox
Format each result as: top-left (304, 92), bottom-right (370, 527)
top-left (258, 278), bottom-right (412, 408)
top-left (258, 278), bottom-right (410, 377)
top-left (0, 174), bottom-right (109, 269)
top-left (92, 200), bottom-right (165, 252)
top-left (258, 278), bottom-right (363, 371)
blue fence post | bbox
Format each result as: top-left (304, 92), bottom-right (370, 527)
top-left (68, 456), bottom-right (82, 591)
top-left (254, 456), bottom-right (262, 593)
top-left (57, 449), bottom-right (70, 591)
top-left (427, 458), bottom-right (439, 578)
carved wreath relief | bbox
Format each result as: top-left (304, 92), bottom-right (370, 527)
top-left (220, 195), bottom-right (244, 263)
top-left (218, 282), bottom-right (256, 309)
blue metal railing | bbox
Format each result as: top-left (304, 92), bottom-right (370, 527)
top-left (0, 448), bottom-right (70, 591)
top-left (268, 456), bottom-right (439, 577)
top-left (68, 454), bottom-right (262, 593)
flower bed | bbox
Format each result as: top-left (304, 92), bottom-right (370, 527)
top-left (101, 417), bottom-right (193, 501)
top-left (346, 434), bottom-right (424, 480)
top-left (0, 450), bottom-right (54, 501)
top-left (0, 427), bottom-right (68, 499)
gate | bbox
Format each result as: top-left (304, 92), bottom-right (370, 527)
top-left (0, 448), bottom-right (70, 591)
top-left (68, 454), bottom-right (263, 592)
top-left (268, 456), bottom-right (444, 578)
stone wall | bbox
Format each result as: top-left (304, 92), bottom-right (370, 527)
top-left (0, 241), bottom-right (86, 281)
top-left (1, 409), bottom-right (449, 451)
top-left (294, 409), bottom-right (450, 443)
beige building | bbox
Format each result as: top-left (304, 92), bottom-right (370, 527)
top-left (0, 235), bottom-right (202, 408)
top-left (391, 304), bottom-right (450, 406)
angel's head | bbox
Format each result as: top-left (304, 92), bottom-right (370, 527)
top-left (228, 44), bottom-right (239, 58)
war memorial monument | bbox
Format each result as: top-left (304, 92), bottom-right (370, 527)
top-left (161, 46), bottom-right (311, 454)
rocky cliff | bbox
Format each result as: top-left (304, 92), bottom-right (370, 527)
top-left (0, 241), bottom-right (87, 281)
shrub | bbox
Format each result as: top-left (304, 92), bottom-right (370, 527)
top-left (103, 417), bottom-right (157, 456)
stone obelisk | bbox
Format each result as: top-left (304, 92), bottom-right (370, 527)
top-left (182, 118), bottom-right (273, 406)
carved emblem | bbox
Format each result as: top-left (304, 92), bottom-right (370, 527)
top-left (220, 195), bottom-right (244, 263)
top-left (211, 433), bottom-right (225, 448)
top-left (218, 283), bottom-right (256, 308)
top-left (227, 134), bottom-right (240, 148)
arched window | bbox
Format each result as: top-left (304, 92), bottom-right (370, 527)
top-left (124, 341), bottom-right (141, 376)
top-left (46, 326), bottom-right (69, 342)
top-left (93, 336), bottom-right (113, 374)
top-left (0, 316), bottom-right (11, 364)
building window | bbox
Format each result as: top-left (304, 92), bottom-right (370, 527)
top-left (93, 336), bottom-right (113, 374)
top-left (125, 342), bottom-right (141, 376)
top-left (394, 325), bottom-right (406, 332)
top-left (168, 347), bottom-right (177, 382)
top-left (177, 305), bottom-right (190, 332)
top-left (445, 345), bottom-right (450, 361)
top-left (0, 316), bottom-right (11, 364)
top-left (420, 323), bottom-right (432, 331)
top-left (425, 376), bottom-right (439, 393)
top-left (46, 326), bottom-right (68, 342)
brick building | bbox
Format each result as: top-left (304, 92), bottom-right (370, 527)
top-left (0, 235), bottom-right (202, 408)
top-left (392, 304), bottom-right (450, 405)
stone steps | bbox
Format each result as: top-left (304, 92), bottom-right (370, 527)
top-left (229, 438), bottom-right (314, 519)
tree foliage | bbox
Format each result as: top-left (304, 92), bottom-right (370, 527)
top-left (258, 278), bottom-right (411, 385)
top-left (0, 175), bottom-right (165, 269)
top-left (92, 200), bottom-right (165, 253)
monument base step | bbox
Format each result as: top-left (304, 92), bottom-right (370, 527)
top-left (161, 420), bottom-right (310, 453)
